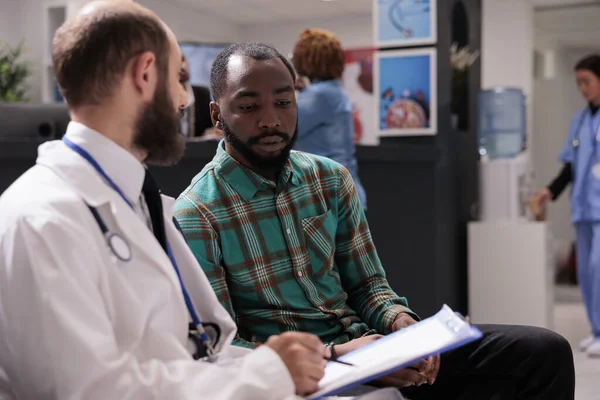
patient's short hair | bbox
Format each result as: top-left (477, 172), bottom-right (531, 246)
top-left (210, 42), bottom-right (296, 102)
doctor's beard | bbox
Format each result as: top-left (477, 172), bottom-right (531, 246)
top-left (133, 77), bottom-right (186, 167)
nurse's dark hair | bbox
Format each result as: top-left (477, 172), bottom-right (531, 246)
top-left (210, 42), bottom-right (296, 101)
top-left (575, 54), bottom-right (600, 78)
top-left (52, 2), bottom-right (170, 107)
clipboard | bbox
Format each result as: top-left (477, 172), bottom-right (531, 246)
top-left (307, 305), bottom-right (483, 400)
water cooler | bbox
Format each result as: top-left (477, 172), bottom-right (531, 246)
top-left (478, 153), bottom-right (532, 221)
top-left (478, 87), bottom-right (526, 159)
top-left (468, 87), bottom-right (554, 330)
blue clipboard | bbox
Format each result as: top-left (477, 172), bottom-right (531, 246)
top-left (307, 305), bottom-right (483, 400)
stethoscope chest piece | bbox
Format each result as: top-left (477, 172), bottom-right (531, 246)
top-left (107, 233), bottom-right (132, 262)
top-left (573, 139), bottom-right (579, 148)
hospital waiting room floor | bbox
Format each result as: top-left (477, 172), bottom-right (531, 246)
top-left (554, 285), bottom-right (599, 400)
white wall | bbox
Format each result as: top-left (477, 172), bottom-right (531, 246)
top-left (0, 0), bottom-right (23, 45)
top-left (534, 27), bottom-right (557, 53)
top-left (482, 0), bottom-right (534, 95)
top-left (240, 14), bottom-right (373, 56)
top-left (481, 0), bottom-right (534, 153)
top-left (532, 47), bottom-right (599, 243)
top-left (20, 0), bottom-right (46, 102)
top-left (138, 0), bottom-right (241, 43)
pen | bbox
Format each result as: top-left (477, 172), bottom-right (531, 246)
top-left (326, 357), bottom-right (355, 367)
top-left (251, 335), bottom-right (356, 367)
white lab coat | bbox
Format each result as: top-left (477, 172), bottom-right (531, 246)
top-left (0, 139), bottom-right (296, 399)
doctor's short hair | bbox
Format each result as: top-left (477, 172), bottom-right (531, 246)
top-left (575, 54), bottom-right (600, 78)
top-left (210, 42), bottom-right (296, 102)
top-left (52, 2), bottom-right (170, 108)
top-left (292, 28), bottom-right (345, 82)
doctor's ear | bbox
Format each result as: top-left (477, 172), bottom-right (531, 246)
top-left (131, 52), bottom-right (157, 99)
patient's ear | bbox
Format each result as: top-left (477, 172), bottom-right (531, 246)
top-left (209, 102), bottom-right (221, 127)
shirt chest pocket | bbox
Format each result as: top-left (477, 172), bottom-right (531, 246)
top-left (301, 210), bottom-right (337, 277)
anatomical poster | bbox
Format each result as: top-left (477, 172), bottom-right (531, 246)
top-left (374, 0), bottom-right (437, 48)
top-left (375, 48), bottom-right (437, 136)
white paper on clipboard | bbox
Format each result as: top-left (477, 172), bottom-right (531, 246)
top-left (307, 305), bottom-right (483, 400)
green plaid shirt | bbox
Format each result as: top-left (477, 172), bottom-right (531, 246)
top-left (174, 141), bottom-right (417, 348)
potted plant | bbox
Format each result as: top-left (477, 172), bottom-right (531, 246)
top-left (0, 40), bottom-right (32, 103)
top-left (450, 42), bottom-right (479, 130)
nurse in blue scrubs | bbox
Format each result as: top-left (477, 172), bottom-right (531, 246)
top-left (533, 54), bottom-right (600, 358)
top-left (291, 28), bottom-right (367, 209)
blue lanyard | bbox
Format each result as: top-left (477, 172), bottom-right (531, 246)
top-left (62, 136), bottom-right (212, 354)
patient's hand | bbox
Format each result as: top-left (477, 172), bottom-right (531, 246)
top-left (335, 333), bottom-right (438, 388)
top-left (375, 366), bottom-right (429, 388)
top-left (335, 334), bottom-right (382, 357)
top-left (392, 314), bottom-right (440, 385)
top-left (265, 332), bottom-right (327, 396)
top-left (391, 313), bottom-right (418, 331)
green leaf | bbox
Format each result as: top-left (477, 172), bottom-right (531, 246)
top-left (0, 39), bottom-right (32, 103)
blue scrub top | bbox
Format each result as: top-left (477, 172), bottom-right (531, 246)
top-left (295, 80), bottom-right (367, 208)
top-left (559, 107), bottom-right (600, 222)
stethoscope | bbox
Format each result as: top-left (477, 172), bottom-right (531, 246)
top-left (87, 205), bottom-right (132, 262)
top-left (571, 108), bottom-right (600, 149)
top-left (383, 0), bottom-right (430, 38)
top-left (62, 136), bottom-right (220, 361)
top-left (568, 108), bottom-right (600, 181)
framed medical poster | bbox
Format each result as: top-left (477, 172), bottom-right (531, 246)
top-left (374, 48), bottom-right (437, 136)
top-left (374, 0), bottom-right (437, 48)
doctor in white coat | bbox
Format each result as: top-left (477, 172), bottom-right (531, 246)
top-left (0, 1), bottom-right (328, 399)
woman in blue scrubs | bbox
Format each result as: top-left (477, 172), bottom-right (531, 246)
top-left (291, 28), bottom-right (367, 209)
top-left (533, 54), bottom-right (600, 357)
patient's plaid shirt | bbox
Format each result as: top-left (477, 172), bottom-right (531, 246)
top-left (174, 141), bottom-right (416, 348)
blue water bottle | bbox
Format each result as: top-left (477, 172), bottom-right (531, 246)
top-left (478, 87), bottom-right (527, 158)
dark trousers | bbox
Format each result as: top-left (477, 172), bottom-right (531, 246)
top-left (400, 324), bottom-right (575, 400)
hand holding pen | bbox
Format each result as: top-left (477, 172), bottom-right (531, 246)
top-left (254, 334), bottom-right (355, 367)
top-left (261, 332), bottom-right (328, 396)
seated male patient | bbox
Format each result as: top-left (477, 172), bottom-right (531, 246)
top-left (173, 42), bottom-right (576, 400)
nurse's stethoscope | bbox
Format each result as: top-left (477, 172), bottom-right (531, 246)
top-left (570, 108), bottom-right (600, 179)
top-left (62, 136), bottom-right (220, 361)
top-left (571, 108), bottom-right (600, 148)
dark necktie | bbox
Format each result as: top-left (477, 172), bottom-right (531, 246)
top-left (142, 171), bottom-right (210, 359)
top-left (141, 170), bottom-right (168, 253)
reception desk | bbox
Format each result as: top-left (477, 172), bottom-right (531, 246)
top-left (0, 139), bottom-right (450, 317)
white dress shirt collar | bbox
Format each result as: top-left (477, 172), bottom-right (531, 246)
top-left (63, 121), bottom-right (145, 206)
